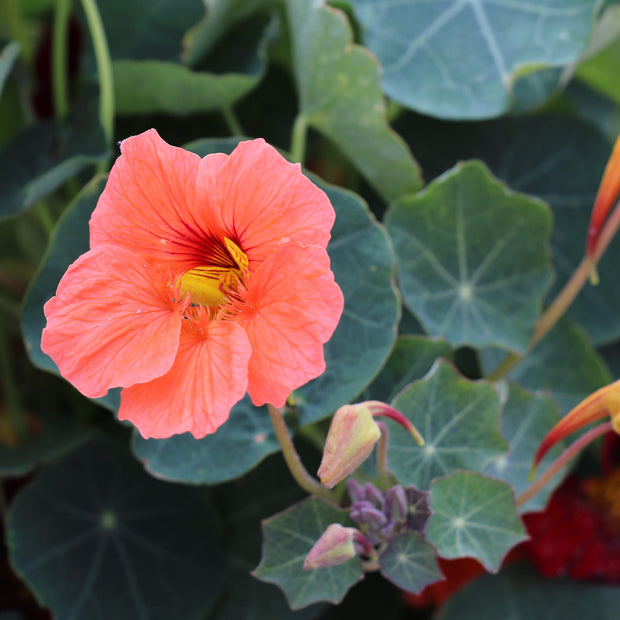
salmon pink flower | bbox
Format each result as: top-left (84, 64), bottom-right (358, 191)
top-left (42, 130), bottom-right (344, 439)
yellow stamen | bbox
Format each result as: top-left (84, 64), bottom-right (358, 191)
top-left (179, 237), bottom-right (248, 307)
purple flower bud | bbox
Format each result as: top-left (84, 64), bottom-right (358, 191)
top-left (385, 485), bottom-right (408, 524)
top-left (359, 505), bottom-right (388, 529)
top-left (346, 478), bottom-right (366, 504)
top-left (364, 482), bottom-right (385, 509)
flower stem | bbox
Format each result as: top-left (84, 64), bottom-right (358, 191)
top-left (267, 403), bottom-right (335, 503)
top-left (488, 199), bottom-right (620, 382)
top-left (222, 106), bottom-right (244, 137)
top-left (52, 0), bottom-right (71, 122)
top-left (290, 114), bottom-right (307, 164)
top-left (375, 421), bottom-right (390, 482)
top-left (516, 421), bottom-right (612, 508)
top-left (80, 0), bottom-right (114, 159)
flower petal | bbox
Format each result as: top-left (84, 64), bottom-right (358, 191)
top-left (90, 129), bottom-right (215, 271)
top-left (196, 139), bottom-right (335, 264)
top-left (119, 313), bottom-right (251, 439)
top-left (42, 245), bottom-right (188, 398)
top-left (236, 243), bottom-right (344, 407)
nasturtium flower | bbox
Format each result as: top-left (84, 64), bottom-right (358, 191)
top-left (42, 130), bottom-right (344, 439)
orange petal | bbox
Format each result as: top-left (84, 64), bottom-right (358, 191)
top-left (119, 312), bottom-right (251, 439)
top-left (41, 245), bottom-right (188, 398)
top-left (586, 133), bottom-right (620, 256)
top-left (534, 378), bottom-right (620, 467)
top-left (90, 129), bottom-right (214, 271)
top-left (237, 243), bottom-right (344, 407)
top-left (196, 139), bottom-right (335, 265)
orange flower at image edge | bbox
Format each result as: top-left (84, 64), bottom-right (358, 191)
top-left (41, 130), bottom-right (344, 439)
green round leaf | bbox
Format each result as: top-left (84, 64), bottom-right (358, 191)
top-left (7, 439), bottom-right (224, 620)
top-left (426, 471), bottom-right (528, 572)
top-left (253, 497), bottom-right (363, 609)
top-left (378, 531), bottom-right (443, 594)
top-left (386, 160), bottom-right (553, 352)
top-left (350, 0), bottom-right (599, 119)
top-left (389, 359), bottom-right (507, 489)
top-left (287, 0), bottom-right (422, 201)
top-left (133, 397), bottom-right (279, 484)
top-left (482, 382), bottom-right (567, 513)
top-left (438, 563), bottom-right (620, 620)
top-left (394, 114), bottom-right (620, 345)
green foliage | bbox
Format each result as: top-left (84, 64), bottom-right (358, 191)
top-left (388, 359), bottom-right (507, 488)
top-left (3, 0), bottom-right (620, 615)
top-left (438, 563), bottom-right (620, 619)
top-left (426, 471), bottom-right (528, 572)
top-left (253, 498), bottom-right (363, 608)
top-left (349, 0), bottom-right (600, 119)
top-left (386, 161), bottom-right (553, 352)
top-left (287, 0), bottom-right (422, 201)
top-left (7, 439), bottom-right (224, 619)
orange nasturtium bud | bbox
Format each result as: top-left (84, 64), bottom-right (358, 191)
top-left (586, 133), bottom-right (620, 261)
top-left (318, 404), bottom-right (381, 489)
top-left (534, 378), bottom-right (620, 469)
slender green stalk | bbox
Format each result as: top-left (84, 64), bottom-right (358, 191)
top-left (0, 319), bottom-right (28, 443)
top-left (488, 200), bottom-right (620, 382)
top-left (516, 421), bottom-right (612, 508)
top-left (375, 421), bottom-right (390, 483)
top-left (222, 106), bottom-right (244, 137)
top-left (53, 0), bottom-right (71, 122)
top-left (267, 403), bottom-right (336, 503)
top-left (80, 0), bottom-right (114, 153)
top-left (290, 114), bottom-right (308, 164)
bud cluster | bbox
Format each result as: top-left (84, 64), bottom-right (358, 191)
top-left (347, 478), bottom-right (431, 547)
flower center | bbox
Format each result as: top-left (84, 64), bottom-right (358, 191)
top-left (583, 466), bottom-right (620, 532)
top-left (179, 237), bottom-right (248, 307)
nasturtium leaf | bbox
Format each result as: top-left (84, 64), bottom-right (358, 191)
top-left (511, 67), bottom-right (564, 113)
top-left (113, 14), bottom-right (274, 115)
top-left (183, 0), bottom-right (271, 66)
top-left (0, 412), bottom-right (95, 477)
top-left (481, 319), bottom-right (611, 414)
top-left (287, 0), bottom-right (422, 202)
top-left (388, 359), bottom-right (507, 490)
top-left (253, 497), bottom-right (363, 609)
top-left (133, 397), bottom-right (279, 484)
top-left (482, 382), bottom-right (566, 513)
top-left (0, 99), bottom-right (108, 220)
top-left (385, 161), bottom-right (553, 352)
top-left (426, 471), bottom-right (528, 572)
top-left (213, 452), bottom-right (323, 620)
top-left (7, 439), bottom-right (224, 620)
top-left (395, 113), bottom-right (620, 345)
top-left (362, 335), bottom-right (453, 403)
top-left (378, 531), bottom-right (443, 594)
top-left (438, 563), bottom-right (620, 620)
top-left (349, 0), bottom-right (599, 119)
top-left (0, 42), bottom-right (20, 98)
